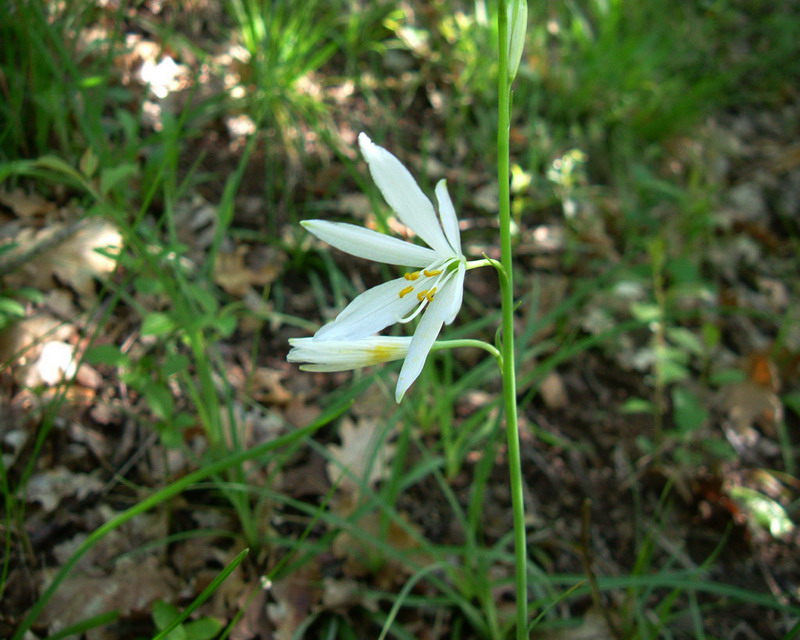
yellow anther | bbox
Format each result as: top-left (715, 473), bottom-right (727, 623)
top-left (426, 287), bottom-right (437, 301)
top-left (423, 269), bottom-right (442, 277)
top-left (404, 271), bottom-right (421, 281)
top-left (399, 286), bottom-right (414, 298)
top-left (417, 289), bottom-right (429, 301)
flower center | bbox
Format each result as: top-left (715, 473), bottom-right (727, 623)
top-left (395, 257), bottom-right (461, 323)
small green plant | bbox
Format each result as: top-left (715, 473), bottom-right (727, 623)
top-left (151, 601), bottom-right (222, 640)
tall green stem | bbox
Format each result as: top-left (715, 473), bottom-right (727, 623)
top-left (497, 2), bottom-right (528, 638)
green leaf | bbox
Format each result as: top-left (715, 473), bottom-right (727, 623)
top-left (153, 601), bottom-right (180, 631)
top-left (621, 397), bottom-right (655, 414)
top-left (631, 302), bottom-right (661, 323)
top-left (142, 381), bottom-right (174, 420)
top-left (16, 287), bottom-right (44, 303)
top-left (213, 313), bottom-right (237, 338)
top-left (183, 617), bottom-right (223, 640)
top-left (658, 358), bottom-right (690, 385)
top-left (99, 163), bottom-right (138, 196)
top-left (142, 312), bottom-right (176, 336)
top-left (34, 155), bottom-right (83, 182)
top-left (84, 344), bottom-right (129, 367)
top-left (158, 422), bottom-right (183, 449)
top-left (709, 369), bottom-right (746, 386)
top-left (162, 354), bottom-right (190, 377)
top-left (79, 148), bottom-right (99, 178)
top-left (135, 275), bottom-right (165, 295)
top-left (701, 321), bottom-right (721, 350)
top-left (671, 386), bottom-right (708, 433)
top-left (0, 298), bottom-right (25, 318)
top-left (782, 390), bottom-right (800, 419)
top-left (730, 486), bottom-right (794, 537)
top-left (666, 327), bottom-right (704, 356)
top-left (189, 284), bottom-right (218, 315)
top-left (173, 412), bottom-right (195, 429)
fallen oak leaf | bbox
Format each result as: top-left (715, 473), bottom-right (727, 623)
top-left (213, 245), bottom-right (282, 297)
top-left (0, 188), bottom-right (57, 218)
top-left (325, 417), bottom-right (395, 500)
top-left (6, 219), bottom-right (121, 305)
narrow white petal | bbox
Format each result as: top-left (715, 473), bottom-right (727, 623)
top-left (302, 220), bottom-right (437, 267)
top-left (315, 277), bottom-right (420, 341)
top-left (442, 262), bottom-right (465, 325)
top-left (435, 179), bottom-right (462, 256)
top-left (394, 288), bottom-right (451, 401)
top-left (358, 133), bottom-right (454, 257)
top-left (288, 336), bottom-right (411, 371)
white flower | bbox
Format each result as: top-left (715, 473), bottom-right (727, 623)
top-left (287, 336), bottom-right (411, 372)
top-left (296, 132), bottom-right (466, 401)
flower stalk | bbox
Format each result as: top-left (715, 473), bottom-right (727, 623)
top-left (497, 1), bottom-right (528, 638)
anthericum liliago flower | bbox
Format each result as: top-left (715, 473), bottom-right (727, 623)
top-left (288, 132), bottom-right (466, 401)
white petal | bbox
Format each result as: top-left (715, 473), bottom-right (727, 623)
top-left (435, 179), bottom-right (462, 256)
top-left (302, 220), bottom-right (437, 267)
top-left (358, 133), bottom-right (454, 257)
top-left (315, 277), bottom-right (420, 341)
top-left (394, 286), bottom-right (452, 401)
top-left (442, 262), bottom-right (465, 325)
top-left (288, 336), bottom-right (410, 371)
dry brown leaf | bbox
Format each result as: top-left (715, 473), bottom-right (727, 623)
top-left (213, 245), bottom-right (282, 297)
top-left (9, 220), bottom-right (121, 304)
top-left (331, 508), bottom-right (433, 584)
top-left (0, 314), bottom-right (74, 362)
top-left (335, 192), bottom-right (372, 219)
top-left (280, 454), bottom-right (329, 499)
top-left (250, 367), bottom-right (292, 404)
top-left (52, 505), bottom-right (169, 572)
top-left (326, 417), bottom-right (395, 499)
top-left (0, 188), bottom-right (57, 218)
top-left (540, 371), bottom-right (568, 410)
top-left (721, 380), bottom-right (782, 437)
top-left (228, 587), bottom-right (271, 640)
top-left (26, 467), bottom-right (104, 513)
top-left (266, 562), bottom-right (322, 640)
top-left (320, 577), bottom-right (375, 611)
top-left (40, 557), bottom-right (179, 640)
top-left (537, 607), bottom-right (615, 640)
top-left (283, 397), bottom-right (321, 429)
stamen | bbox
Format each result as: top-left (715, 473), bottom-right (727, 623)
top-left (423, 269), bottom-right (442, 277)
top-left (404, 271), bottom-right (421, 281)
top-left (398, 286), bottom-right (414, 298)
top-left (397, 298), bottom-right (429, 323)
top-left (426, 287), bottom-right (437, 302)
top-left (416, 289), bottom-right (429, 302)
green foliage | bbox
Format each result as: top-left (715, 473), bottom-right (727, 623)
top-left (531, 1), bottom-right (727, 145)
top-left (152, 601), bottom-right (222, 640)
top-left (0, 0), bottom-right (131, 163)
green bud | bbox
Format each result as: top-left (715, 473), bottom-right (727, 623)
top-left (507, 0), bottom-right (528, 82)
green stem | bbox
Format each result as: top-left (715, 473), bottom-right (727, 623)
top-left (432, 338), bottom-right (502, 363)
top-left (497, 2), bottom-right (528, 638)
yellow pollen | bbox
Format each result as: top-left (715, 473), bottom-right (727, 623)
top-left (416, 289), bottom-right (429, 301)
top-left (426, 287), bottom-right (437, 301)
top-left (367, 344), bottom-right (398, 365)
top-left (399, 286), bottom-right (414, 298)
top-left (404, 271), bottom-right (421, 281)
top-left (423, 269), bottom-right (442, 277)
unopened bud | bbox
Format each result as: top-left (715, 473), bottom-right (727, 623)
top-left (507, 0), bottom-right (528, 82)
